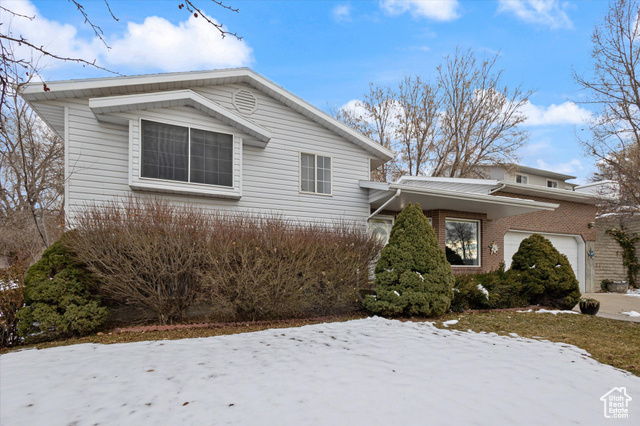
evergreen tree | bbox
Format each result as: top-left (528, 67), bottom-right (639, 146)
top-left (364, 203), bottom-right (454, 316)
top-left (17, 237), bottom-right (108, 340)
top-left (510, 234), bottom-right (581, 310)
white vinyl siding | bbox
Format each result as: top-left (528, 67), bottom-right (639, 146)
top-left (300, 152), bottom-right (332, 195)
top-left (60, 82), bottom-right (372, 225)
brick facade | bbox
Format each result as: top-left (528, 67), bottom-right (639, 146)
top-left (484, 191), bottom-right (597, 272)
top-left (374, 192), bottom-right (597, 281)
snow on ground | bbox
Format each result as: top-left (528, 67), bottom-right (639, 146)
top-left (627, 289), bottom-right (640, 298)
top-left (517, 308), bottom-right (578, 315)
top-left (2, 317), bottom-right (639, 426)
top-left (622, 311), bottom-right (640, 317)
top-left (535, 309), bottom-right (580, 315)
top-left (441, 319), bottom-right (458, 327)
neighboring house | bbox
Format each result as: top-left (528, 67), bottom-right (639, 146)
top-left (21, 69), bottom-right (599, 292)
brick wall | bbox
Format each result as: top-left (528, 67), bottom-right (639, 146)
top-left (372, 194), bottom-right (597, 276)
top-left (594, 214), bottom-right (640, 286)
top-left (485, 192), bottom-right (597, 271)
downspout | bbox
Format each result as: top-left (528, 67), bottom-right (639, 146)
top-left (489, 182), bottom-right (506, 194)
top-left (368, 188), bottom-right (401, 220)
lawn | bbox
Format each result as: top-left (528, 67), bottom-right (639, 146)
top-left (2, 316), bottom-right (639, 425)
top-left (432, 310), bottom-right (640, 377)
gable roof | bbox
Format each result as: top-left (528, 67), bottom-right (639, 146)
top-left (20, 68), bottom-right (394, 165)
top-left (89, 89), bottom-right (272, 148)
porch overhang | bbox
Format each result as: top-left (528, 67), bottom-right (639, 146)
top-left (360, 181), bottom-right (559, 220)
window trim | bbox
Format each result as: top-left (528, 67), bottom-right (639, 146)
top-left (445, 217), bottom-right (481, 268)
top-left (299, 152), bottom-right (333, 196)
top-left (138, 118), bottom-right (235, 189)
top-left (547, 179), bottom-right (559, 188)
top-left (515, 173), bottom-right (529, 185)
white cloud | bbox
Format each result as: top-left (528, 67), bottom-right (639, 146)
top-left (332, 4), bottom-right (352, 22)
top-left (6, 0), bottom-right (253, 73)
top-left (535, 158), bottom-right (583, 175)
top-left (520, 101), bottom-right (591, 126)
top-left (497, 0), bottom-right (573, 29)
top-left (380, 0), bottom-right (460, 22)
top-left (103, 16), bottom-right (252, 71)
top-left (6, 0), bottom-right (98, 69)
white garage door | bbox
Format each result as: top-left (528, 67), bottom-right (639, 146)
top-left (504, 231), bottom-right (584, 292)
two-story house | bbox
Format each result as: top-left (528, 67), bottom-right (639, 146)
top-left (21, 69), bottom-right (599, 293)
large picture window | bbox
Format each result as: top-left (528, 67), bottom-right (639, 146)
top-left (141, 120), bottom-right (233, 187)
top-left (300, 153), bottom-right (332, 195)
top-left (445, 219), bottom-right (480, 266)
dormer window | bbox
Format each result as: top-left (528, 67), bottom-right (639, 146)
top-left (516, 174), bottom-right (528, 184)
top-left (547, 180), bottom-right (558, 188)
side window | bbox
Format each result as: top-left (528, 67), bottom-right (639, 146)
top-left (300, 153), bottom-right (332, 195)
top-left (516, 174), bottom-right (528, 184)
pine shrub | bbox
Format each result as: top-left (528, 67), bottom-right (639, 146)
top-left (363, 202), bottom-right (454, 316)
top-left (17, 238), bottom-right (107, 340)
top-left (509, 234), bottom-right (581, 310)
top-left (0, 263), bottom-right (26, 348)
top-left (451, 267), bottom-right (527, 312)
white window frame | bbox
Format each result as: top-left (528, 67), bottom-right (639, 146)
top-left (516, 173), bottom-right (529, 185)
top-left (139, 119), bottom-right (234, 188)
top-left (369, 214), bottom-right (395, 245)
top-left (547, 179), bottom-right (558, 188)
top-left (129, 117), bottom-right (242, 199)
top-left (445, 217), bottom-right (481, 268)
top-left (299, 152), bottom-right (333, 196)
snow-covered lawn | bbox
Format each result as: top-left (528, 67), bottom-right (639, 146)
top-left (2, 317), bottom-right (639, 425)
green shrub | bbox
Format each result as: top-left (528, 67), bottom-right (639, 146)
top-left (451, 268), bottom-right (527, 312)
top-left (363, 202), bottom-right (454, 317)
top-left (509, 234), bottom-right (581, 310)
top-left (0, 263), bottom-right (26, 348)
top-left (17, 238), bottom-right (107, 340)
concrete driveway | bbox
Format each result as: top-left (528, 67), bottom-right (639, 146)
top-left (575, 292), bottom-right (640, 323)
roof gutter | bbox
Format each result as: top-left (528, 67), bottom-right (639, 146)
top-left (368, 188), bottom-right (401, 220)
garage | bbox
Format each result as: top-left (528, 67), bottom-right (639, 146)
top-left (503, 231), bottom-right (585, 293)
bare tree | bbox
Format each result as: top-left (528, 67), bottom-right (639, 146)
top-left (0, 71), bottom-right (64, 259)
top-left (395, 76), bottom-right (439, 176)
top-left (335, 48), bottom-right (531, 181)
top-left (334, 84), bottom-right (400, 182)
top-left (432, 48), bottom-right (531, 178)
top-left (574, 0), bottom-right (640, 209)
top-left (0, 1), bottom-right (241, 118)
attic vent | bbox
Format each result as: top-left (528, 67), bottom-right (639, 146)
top-left (232, 89), bottom-right (258, 115)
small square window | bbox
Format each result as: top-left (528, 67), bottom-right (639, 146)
top-left (547, 180), bottom-right (558, 188)
top-left (300, 153), bottom-right (331, 195)
top-left (445, 219), bottom-right (480, 266)
top-left (516, 174), bottom-right (528, 184)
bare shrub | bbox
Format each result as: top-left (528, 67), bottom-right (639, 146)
top-left (66, 198), bottom-right (210, 324)
top-left (66, 198), bottom-right (382, 324)
top-left (0, 262), bottom-right (26, 348)
top-left (203, 216), bottom-right (382, 321)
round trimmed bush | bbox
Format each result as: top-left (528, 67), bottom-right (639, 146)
top-left (363, 202), bottom-right (454, 316)
top-left (509, 233), bottom-right (581, 310)
top-left (17, 237), bottom-right (107, 340)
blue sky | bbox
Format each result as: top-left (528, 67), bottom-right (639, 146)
top-left (8, 0), bottom-right (613, 183)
